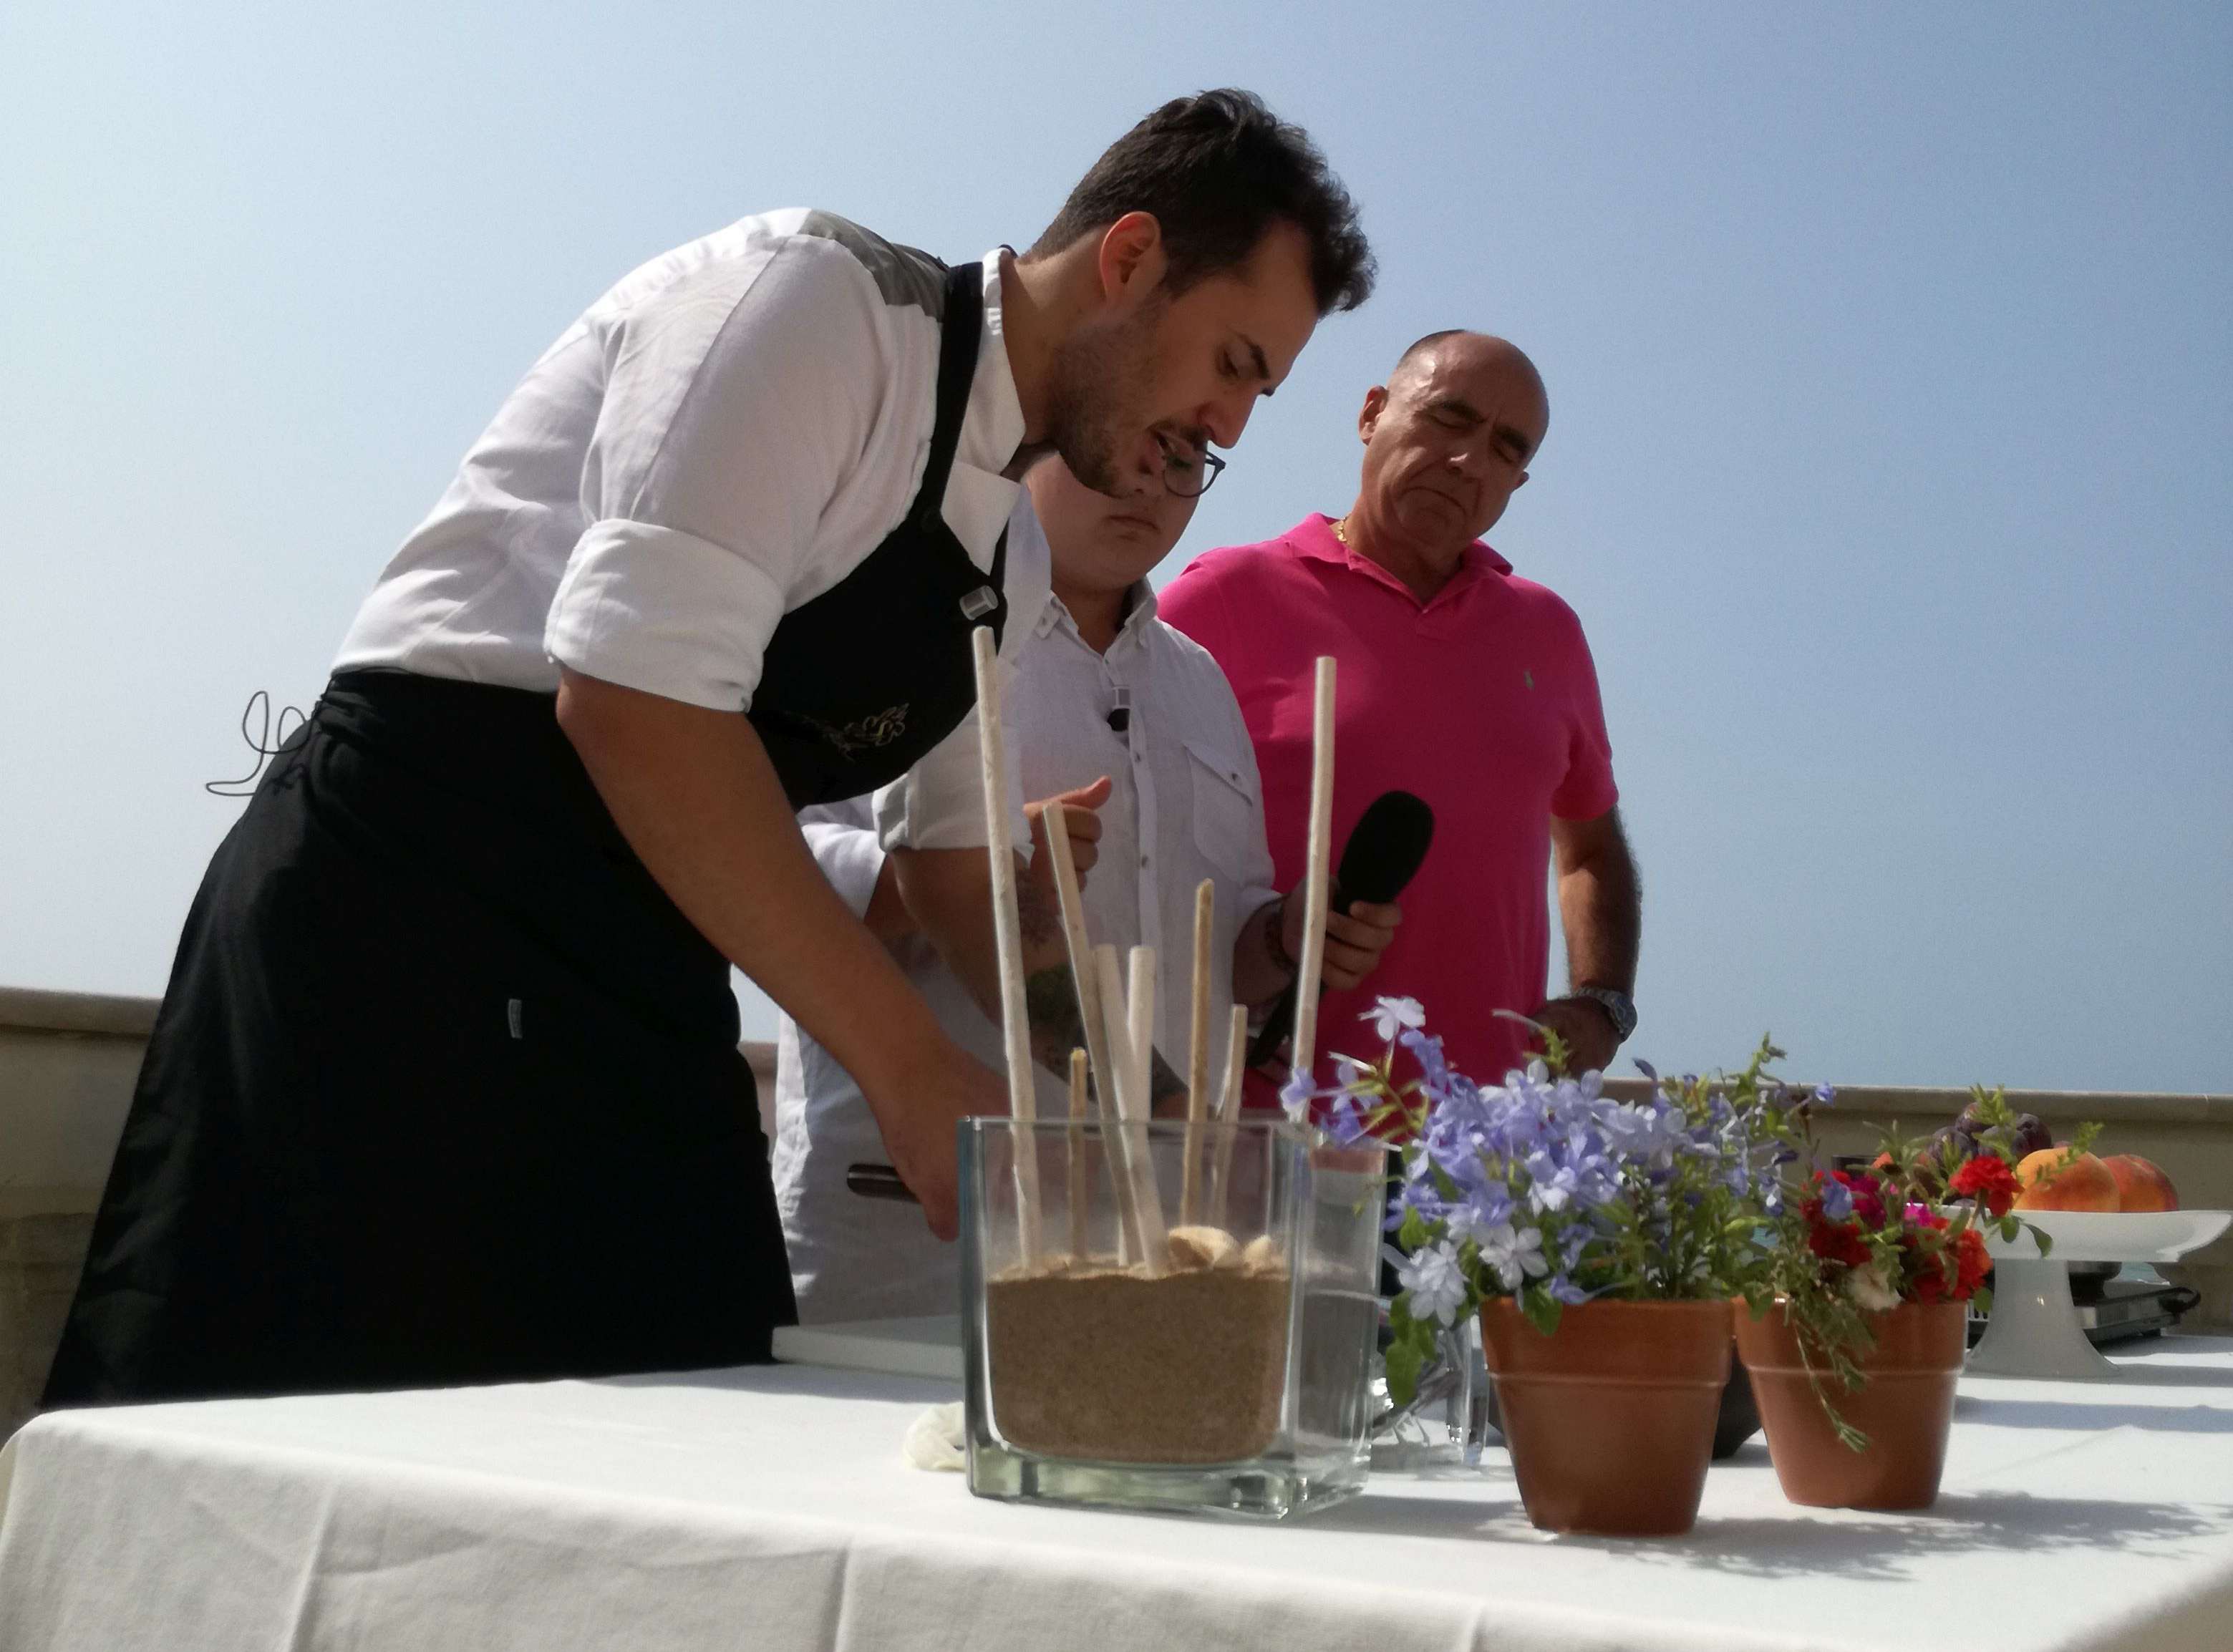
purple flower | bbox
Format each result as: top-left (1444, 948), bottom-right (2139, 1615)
top-left (1445, 1188), bottom-right (1516, 1243)
top-left (1478, 1223), bottom-right (1549, 1291)
top-left (1364, 996), bottom-right (1427, 1043)
top-left (1398, 1241), bottom-right (1471, 1326)
top-left (1817, 1176), bottom-right (1856, 1223)
top-left (1524, 1150), bottom-right (1580, 1214)
top-left (1279, 1069), bottom-right (1316, 1122)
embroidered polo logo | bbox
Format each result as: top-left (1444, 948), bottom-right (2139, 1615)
top-left (1523, 669), bottom-right (1535, 689)
top-left (812, 704), bottom-right (910, 756)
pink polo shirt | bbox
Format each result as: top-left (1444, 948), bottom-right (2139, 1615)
top-left (1159, 515), bottom-right (1618, 1096)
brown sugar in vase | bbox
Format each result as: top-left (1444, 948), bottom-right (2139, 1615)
top-left (1478, 1298), bottom-right (1734, 1537)
top-left (1735, 1298), bottom-right (1966, 1510)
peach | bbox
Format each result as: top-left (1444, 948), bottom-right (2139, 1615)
top-left (2102, 1154), bottom-right (2179, 1213)
top-left (2013, 1148), bottom-right (2118, 1213)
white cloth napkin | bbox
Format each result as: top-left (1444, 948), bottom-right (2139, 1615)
top-left (902, 1401), bottom-right (966, 1472)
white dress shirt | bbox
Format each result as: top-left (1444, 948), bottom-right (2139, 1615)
top-left (334, 209), bottom-right (1044, 849)
top-left (772, 550), bottom-right (1283, 1323)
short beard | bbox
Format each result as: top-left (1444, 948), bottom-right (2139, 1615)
top-left (1040, 294), bottom-right (1162, 495)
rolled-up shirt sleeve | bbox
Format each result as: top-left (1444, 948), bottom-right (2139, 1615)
top-left (546, 238), bottom-right (889, 711)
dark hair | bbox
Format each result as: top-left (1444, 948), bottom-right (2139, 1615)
top-left (1030, 89), bottom-right (1375, 316)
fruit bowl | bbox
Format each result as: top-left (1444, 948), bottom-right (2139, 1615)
top-left (1968, 1210), bottom-right (2231, 1380)
top-left (1985, 1209), bottom-right (2229, 1265)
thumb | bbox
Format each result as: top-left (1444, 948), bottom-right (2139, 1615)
top-left (1055, 775), bottom-right (1114, 812)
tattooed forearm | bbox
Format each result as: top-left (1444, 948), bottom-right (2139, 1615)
top-left (1016, 866), bottom-right (1064, 950)
top-left (1024, 963), bottom-right (1088, 1079)
top-left (1021, 960), bottom-right (1186, 1117)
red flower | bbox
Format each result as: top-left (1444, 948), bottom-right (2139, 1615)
top-left (1905, 1225), bottom-right (1992, 1304)
top-left (1953, 1226), bottom-right (1990, 1294)
top-left (1831, 1170), bottom-right (1889, 1230)
top-left (1806, 1213), bottom-right (1873, 1270)
top-left (1949, 1155), bottom-right (2020, 1218)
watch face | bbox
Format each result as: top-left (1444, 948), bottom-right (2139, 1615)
top-left (1579, 988), bottom-right (1634, 1041)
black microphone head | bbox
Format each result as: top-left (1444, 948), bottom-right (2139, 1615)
top-left (1332, 790), bottom-right (1435, 907)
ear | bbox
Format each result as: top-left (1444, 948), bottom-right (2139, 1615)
top-left (1357, 385), bottom-right (1389, 444)
top-left (1095, 212), bottom-right (1167, 308)
top-left (1512, 469), bottom-right (1530, 491)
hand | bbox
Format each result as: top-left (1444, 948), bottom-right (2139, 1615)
top-left (866, 1036), bottom-right (1010, 1241)
top-left (1283, 894), bottom-right (1403, 992)
top-left (1527, 996), bottom-right (1620, 1078)
top-left (1025, 776), bottom-right (1111, 891)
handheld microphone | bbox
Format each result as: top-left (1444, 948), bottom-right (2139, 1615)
top-left (1249, 790), bottom-right (1435, 1068)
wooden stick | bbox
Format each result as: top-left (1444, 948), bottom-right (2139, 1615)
top-left (1042, 816), bottom-right (1139, 1260)
top-left (1288, 656), bottom-right (1337, 1095)
top-left (1123, 944), bottom-right (1171, 1266)
top-left (1041, 805), bottom-right (1121, 1147)
top-left (1211, 1001), bottom-right (1248, 1231)
top-left (1093, 943), bottom-right (1144, 1265)
top-left (970, 626), bottom-right (1041, 1265)
top-left (1181, 879), bottom-right (1214, 1226)
top-left (1067, 1047), bottom-right (1090, 1262)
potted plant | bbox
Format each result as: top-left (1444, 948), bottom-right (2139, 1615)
top-left (1309, 1005), bottom-right (1778, 1537)
top-left (1735, 1086), bottom-right (2065, 1510)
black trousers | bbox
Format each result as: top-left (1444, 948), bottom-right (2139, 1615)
top-left (45, 670), bottom-right (795, 1406)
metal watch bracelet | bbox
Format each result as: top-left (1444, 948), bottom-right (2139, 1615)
top-left (1568, 985), bottom-right (1637, 1044)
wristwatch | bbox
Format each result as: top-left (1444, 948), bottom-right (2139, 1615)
top-left (1569, 986), bottom-right (1637, 1045)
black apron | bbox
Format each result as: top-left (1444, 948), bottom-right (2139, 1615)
top-left (45, 261), bottom-right (1007, 1405)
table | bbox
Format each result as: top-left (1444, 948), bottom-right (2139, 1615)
top-left (5, 1338), bottom-right (2232, 1652)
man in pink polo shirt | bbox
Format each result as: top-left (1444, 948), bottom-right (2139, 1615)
top-left (1160, 330), bottom-right (1640, 1092)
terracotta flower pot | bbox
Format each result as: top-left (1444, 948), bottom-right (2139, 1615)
top-left (1734, 1298), bottom-right (1966, 1510)
top-left (1478, 1298), bottom-right (1733, 1537)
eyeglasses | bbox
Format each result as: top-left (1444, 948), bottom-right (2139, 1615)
top-left (1156, 433), bottom-right (1227, 499)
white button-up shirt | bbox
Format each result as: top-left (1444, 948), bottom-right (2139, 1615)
top-left (335, 209), bottom-right (1045, 848)
top-left (773, 538), bottom-right (1282, 1323)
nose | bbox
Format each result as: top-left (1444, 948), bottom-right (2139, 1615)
top-left (1200, 390), bottom-right (1256, 450)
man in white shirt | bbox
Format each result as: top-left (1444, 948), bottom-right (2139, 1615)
top-left (48, 92), bottom-right (1377, 1405)
top-left (775, 452), bottom-right (1403, 1323)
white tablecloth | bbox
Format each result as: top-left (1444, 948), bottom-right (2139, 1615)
top-left (5, 1336), bottom-right (2232, 1652)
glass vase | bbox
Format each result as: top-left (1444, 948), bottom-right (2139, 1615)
top-left (960, 1117), bottom-right (1387, 1520)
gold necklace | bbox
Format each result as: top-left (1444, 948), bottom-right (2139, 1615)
top-left (1330, 515), bottom-right (1351, 545)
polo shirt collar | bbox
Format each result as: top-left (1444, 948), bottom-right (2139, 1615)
top-left (1287, 512), bottom-right (1511, 611)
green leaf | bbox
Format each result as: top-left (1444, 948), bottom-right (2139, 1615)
top-left (1397, 1207), bottom-right (1429, 1251)
top-left (1520, 1287), bottom-right (1564, 1338)
top-left (1383, 1317), bottom-right (1435, 1406)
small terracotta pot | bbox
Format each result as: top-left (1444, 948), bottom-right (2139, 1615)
top-left (1734, 1298), bottom-right (1966, 1510)
top-left (1479, 1298), bottom-right (1733, 1537)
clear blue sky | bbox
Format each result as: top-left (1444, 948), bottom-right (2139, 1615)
top-left (4, 4), bottom-right (2227, 1092)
